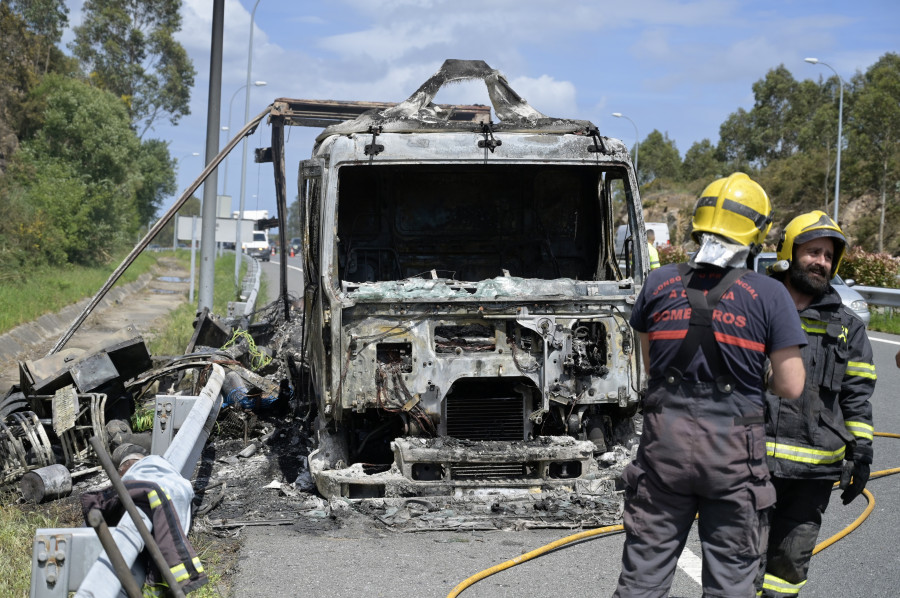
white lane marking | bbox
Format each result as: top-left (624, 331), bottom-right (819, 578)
top-left (677, 547), bottom-right (703, 586)
top-left (269, 259), bottom-right (303, 272)
top-left (870, 337), bottom-right (900, 346)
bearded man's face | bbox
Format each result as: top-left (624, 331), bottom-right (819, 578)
top-left (788, 237), bottom-right (835, 297)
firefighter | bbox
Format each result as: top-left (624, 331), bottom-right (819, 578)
top-left (647, 229), bottom-right (660, 269)
top-left (613, 172), bottom-right (807, 598)
top-left (757, 211), bottom-right (876, 597)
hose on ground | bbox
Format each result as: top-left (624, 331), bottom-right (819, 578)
top-left (447, 430), bottom-right (900, 598)
top-left (446, 524), bottom-right (624, 598)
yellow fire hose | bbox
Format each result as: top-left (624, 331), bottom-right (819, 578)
top-left (447, 431), bottom-right (900, 598)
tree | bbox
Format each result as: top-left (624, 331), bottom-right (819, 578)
top-left (746, 65), bottom-right (807, 165)
top-left (637, 130), bottom-right (681, 185)
top-left (717, 108), bottom-right (753, 171)
top-left (10, 0), bottom-right (68, 74)
top-left (134, 138), bottom-right (176, 228)
top-left (847, 53), bottom-right (900, 252)
top-left (70, 0), bottom-right (195, 137)
top-left (682, 139), bottom-right (724, 183)
top-left (7, 74), bottom-right (143, 264)
top-left (719, 67), bottom-right (823, 171)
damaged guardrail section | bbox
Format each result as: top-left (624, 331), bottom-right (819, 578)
top-left (29, 364), bottom-right (224, 598)
top-left (227, 252), bottom-right (262, 321)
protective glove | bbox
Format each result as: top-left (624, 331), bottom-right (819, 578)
top-left (839, 460), bottom-right (870, 505)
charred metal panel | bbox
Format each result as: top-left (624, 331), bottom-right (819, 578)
top-left (186, 308), bottom-right (233, 354)
top-left (19, 326), bottom-right (150, 395)
top-left (274, 98), bottom-right (490, 129)
top-left (434, 324), bottom-right (495, 354)
top-left (70, 352), bottom-right (117, 392)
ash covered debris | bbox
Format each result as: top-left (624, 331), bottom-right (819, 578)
top-left (0, 307), bottom-right (294, 493)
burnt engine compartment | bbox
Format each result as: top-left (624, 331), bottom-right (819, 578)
top-left (332, 316), bottom-right (635, 477)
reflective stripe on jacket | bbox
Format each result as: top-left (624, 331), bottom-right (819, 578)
top-left (764, 285), bottom-right (876, 480)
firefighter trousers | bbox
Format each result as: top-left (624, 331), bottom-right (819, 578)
top-left (613, 382), bottom-right (774, 598)
top-left (757, 477), bottom-right (833, 597)
top-left (612, 460), bottom-right (771, 598)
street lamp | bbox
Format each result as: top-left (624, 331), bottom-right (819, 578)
top-left (805, 57), bottom-right (844, 224)
top-left (612, 112), bottom-right (639, 176)
top-left (222, 81), bottom-right (266, 194)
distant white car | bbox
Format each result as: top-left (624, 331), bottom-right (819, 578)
top-left (753, 252), bottom-right (870, 327)
top-left (243, 231), bottom-right (271, 262)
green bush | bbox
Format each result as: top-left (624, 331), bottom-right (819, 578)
top-left (840, 247), bottom-right (900, 287)
top-left (659, 245), bottom-right (690, 266)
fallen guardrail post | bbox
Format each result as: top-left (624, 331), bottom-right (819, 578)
top-left (29, 364), bottom-right (224, 598)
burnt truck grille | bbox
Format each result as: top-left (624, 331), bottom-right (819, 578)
top-left (445, 396), bottom-right (524, 441)
top-left (450, 463), bottom-right (537, 480)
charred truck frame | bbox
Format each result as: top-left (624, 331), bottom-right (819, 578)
top-left (274, 60), bottom-right (652, 498)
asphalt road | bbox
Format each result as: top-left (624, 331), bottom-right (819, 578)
top-left (231, 329), bottom-right (900, 598)
top-left (260, 254), bottom-right (304, 305)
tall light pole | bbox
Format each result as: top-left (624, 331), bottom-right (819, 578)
top-left (222, 81), bottom-right (266, 195)
top-left (235, 0), bottom-right (262, 288)
top-left (198, 0), bottom-right (225, 312)
top-left (612, 112), bottom-right (639, 177)
top-left (805, 57), bottom-right (844, 224)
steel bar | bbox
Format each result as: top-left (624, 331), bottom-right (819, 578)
top-left (86, 509), bottom-right (143, 598)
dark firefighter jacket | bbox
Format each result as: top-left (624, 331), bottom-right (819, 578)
top-left (764, 284), bottom-right (876, 480)
top-left (81, 480), bottom-right (208, 594)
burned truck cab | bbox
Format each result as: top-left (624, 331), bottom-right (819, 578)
top-left (297, 60), bottom-right (650, 498)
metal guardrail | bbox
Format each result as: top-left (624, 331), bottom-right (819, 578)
top-left (227, 252), bottom-right (261, 320)
top-left (30, 364), bottom-right (225, 598)
top-left (242, 256), bottom-right (261, 319)
top-left (853, 285), bottom-right (900, 309)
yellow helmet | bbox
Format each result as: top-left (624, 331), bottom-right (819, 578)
top-left (691, 172), bottom-right (773, 250)
top-left (776, 210), bottom-right (847, 278)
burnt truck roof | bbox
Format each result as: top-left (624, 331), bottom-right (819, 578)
top-left (271, 59), bottom-right (628, 159)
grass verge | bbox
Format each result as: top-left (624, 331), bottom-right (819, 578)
top-left (0, 494), bottom-right (82, 598)
top-left (0, 252), bottom-right (160, 335)
top-left (147, 252), bottom-right (261, 356)
top-left (868, 309), bottom-right (900, 335)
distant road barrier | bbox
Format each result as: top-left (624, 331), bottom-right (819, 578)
top-left (853, 285), bottom-right (900, 309)
top-left (227, 252), bottom-right (261, 320)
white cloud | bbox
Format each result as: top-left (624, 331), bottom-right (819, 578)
top-left (508, 75), bottom-right (578, 118)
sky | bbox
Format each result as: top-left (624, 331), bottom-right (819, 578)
top-left (61, 0), bottom-right (899, 222)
